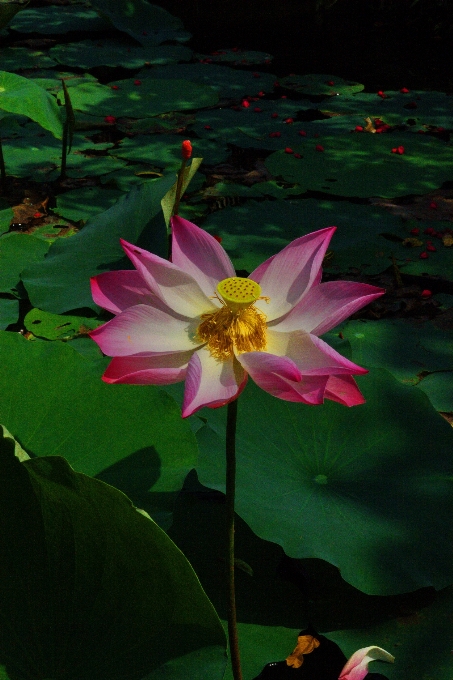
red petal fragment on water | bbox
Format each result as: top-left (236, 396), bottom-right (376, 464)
top-left (181, 140), bottom-right (192, 159)
top-left (355, 125), bottom-right (364, 131)
top-left (377, 90), bottom-right (387, 98)
top-left (391, 146), bottom-right (404, 154)
top-left (271, 113), bottom-right (279, 118)
top-left (427, 243), bottom-right (437, 252)
top-left (299, 130), bottom-right (307, 136)
top-left (406, 101), bottom-right (417, 109)
top-left (420, 252), bottom-right (429, 259)
top-left (274, 81), bottom-right (280, 87)
top-left (111, 85), bottom-right (119, 90)
top-left (104, 115), bottom-right (116, 124)
top-left (281, 95), bottom-right (287, 99)
top-left (421, 289), bottom-right (432, 298)
top-left (213, 235), bottom-right (222, 242)
top-left (417, 129), bottom-right (425, 133)
top-left (410, 227), bottom-right (420, 235)
top-left (258, 91), bottom-right (265, 96)
top-left (269, 131), bottom-right (281, 137)
top-left (429, 201), bottom-right (438, 209)
top-left (284, 117), bottom-right (294, 123)
top-left (232, 47), bottom-right (239, 52)
top-left (294, 153), bottom-right (301, 158)
top-left (424, 227), bottom-right (435, 235)
top-left (33, 212), bottom-right (43, 218)
top-left (254, 107), bottom-right (262, 112)
top-left (436, 126), bottom-right (445, 132)
top-left (315, 144), bottom-right (324, 152)
top-left (241, 99), bottom-right (250, 108)
top-left (253, 72), bottom-right (260, 77)
top-left (134, 80), bottom-right (142, 86)
top-left (285, 147), bottom-right (294, 154)
top-left (204, 124), bottom-right (212, 129)
top-left (400, 87), bottom-right (410, 93)
top-left (327, 80), bottom-right (335, 85)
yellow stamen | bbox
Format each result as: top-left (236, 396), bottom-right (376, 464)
top-left (197, 277), bottom-right (268, 360)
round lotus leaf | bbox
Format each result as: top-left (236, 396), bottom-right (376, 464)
top-left (0, 297), bottom-right (18, 329)
top-left (265, 132), bottom-right (453, 198)
top-left (279, 74), bottom-right (364, 96)
top-left (0, 233), bottom-right (50, 292)
top-left (110, 133), bottom-right (228, 168)
top-left (24, 308), bottom-right (103, 340)
top-left (63, 78), bottom-right (217, 118)
top-left (25, 69), bottom-right (98, 93)
top-left (141, 63), bottom-right (277, 98)
top-left (55, 186), bottom-right (124, 222)
top-left (0, 46), bottom-right (56, 70)
top-left (10, 5), bottom-right (109, 33)
top-left (50, 39), bottom-right (192, 69)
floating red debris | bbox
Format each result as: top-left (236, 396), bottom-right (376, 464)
top-left (429, 201), bottom-right (438, 209)
top-left (33, 212), bottom-right (43, 218)
top-left (258, 91), bottom-right (265, 97)
top-left (241, 99), bottom-right (250, 108)
top-left (104, 115), bottom-right (116, 124)
top-left (327, 80), bottom-right (335, 86)
top-left (181, 140), bottom-right (192, 159)
top-left (410, 227), bottom-right (420, 235)
top-left (281, 95), bottom-right (287, 99)
top-left (284, 117), bottom-right (294, 124)
top-left (271, 113), bottom-right (279, 118)
top-left (419, 252), bottom-right (429, 259)
top-left (273, 81), bottom-right (280, 87)
top-left (436, 126), bottom-right (445, 132)
top-left (377, 90), bottom-right (387, 98)
top-left (298, 130), bottom-right (307, 136)
top-left (400, 87), bottom-right (410, 93)
top-left (421, 289), bottom-right (432, 299)
top-left (355, 125), bottom-right (364, 132)
top-left (253, 107), bottom-right (262, 112)
top-left (426, 242), bottom-right (437, 252)
top-left (391, 146), bottom-right (405, 154)
top-left (294, 153), bottom-right (301, 159)
top-left (315, 144), bottom-right (324, 152)
top-left (231, 47), bottom-right (239, 52)
top-left (269, 131), bottom-right (281, 137)
top-left (204, 124), bottom-right (212, 130)
top-left (285, 147), bottom-right (294, 154)
top-left (111, 85), bottom-right (119, 90)
top-left (424, 227), bottom-right (436, 235)
top-left (134, 80), bottom-right (141, 86)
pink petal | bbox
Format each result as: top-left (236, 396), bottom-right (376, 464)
top-left (250, 227), bottom-right (336, 322)
top-left (339, 646), bottom-right (394, 680)
top-left (89, 304), bottom-right (200, 356)
top-left (182, 347), bottom-right (247, 417)
top-left (236, 352), bottom-right (329, 404)
top-left (91, 270), bottom-right (156, 314)
top-left (171, 216), bottom-right (236, 298)
top-left (102, 351), bottom-right (193, 384)
top-left (265, 330), bottom-right (368, 376)
top-left (324, 375), bottom-right (365, 406)
top-left (120, 239), bottom-right (216, 318)
top-left (270, 281), bottom-right (384, 335)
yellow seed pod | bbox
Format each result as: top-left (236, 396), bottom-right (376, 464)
top-left (217, 277), bottom-right (261, 311)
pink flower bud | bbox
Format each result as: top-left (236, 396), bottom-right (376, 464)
top-left (181, 140), bottom-right (192, 160)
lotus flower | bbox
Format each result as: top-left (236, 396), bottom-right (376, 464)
top-left (339, 646), bottom-right (395, 679)
top-left (89, 216), bottom-right (384, 417)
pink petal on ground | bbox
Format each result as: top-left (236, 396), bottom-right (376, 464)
top-left (270, 281), bottom-right (384, 334)
top-left (324, 374), bottom-right (365, 406)
top-left (339, 646), bottom-right (394, 680)
top-left (236, 352), bottom-right (328, 404)
top-left (250, 227), bottom-right (336, 322)
top-left (182, 347), bottom-right (247, 417)
top-left (266, 330), bottom-right (368, 375)
top-left (120, 239), bottom-right (216, 318)
top-left (171, 216), bottom-right (236, 298)
top-left (102, 351), bottom-right (193, 384)
top-left (91, 270), bottom-right (156, 314)
top-left (89, 304), bottom-right (200, 356)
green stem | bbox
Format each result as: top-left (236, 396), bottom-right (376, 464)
top-left (172, 158), bottom-right (187, 218)
top-left (0, 136), bottom-right (6, 193)
top-left (225, 398), bottom-right (243, 680)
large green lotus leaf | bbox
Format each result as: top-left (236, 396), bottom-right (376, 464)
top-left (0, 46), bottom-right (56, 70)
top-left (0, 332), bottom-right (198, 526)
top-left (265, 132), bottom-right (453, 198)
top-left (279, 74), bottom-right (364, 96)
top-left (0, 70), bottom-right (63, 139)
top-left (10, 5), bottom-right (109, 33)
top-left (111, 133), bottom-right (227, 168)
top-left (21, 175), bottom-right (173, 313)
top-left (417, 372), bottom-right (453, 412)
top-left (338, 319), bottom-right (453, 384)
top-left (195, 49), bottom-right (273, 65)
top-left (90, 0), bottom-right (190, 47)
top-left (0, 233), bottom-right (49, 292)
top-left (24, 308), bottom-right (104, 340)
top-left (0, 438), bottom-right (225, 680)
top-left (0, 199), bottom-right (13, 236)
top-left (100, 164), bottom-right (166, 191)
top-left (207, 180), bottom-right (302, 200)
top-left (62, 77), bottom-right (217, 118)
top-left (141, 63), bottom-right (277, 98)
top-left (50, 40), bottom-right (191, 69)
top-left (1, 128), bottom-right (125, 180)
top-left (55, 186), bottom-right (124, 222)
top-left (190, 99), bottom-right (313, 152)
top-left (195, 370), bottom-right (453, 594)
top-left (0, 0), bottom-right (29, 32)
top-left (201, 198), bottom-right (402, 274)
top-left (322, 90), bottom-right (453, 128)
top-left (25, 69), bottom-right (98, 93)
top-left (328, 585), bottom-right (453, 680)
top-left (0, 297), bottom-right (18, 329)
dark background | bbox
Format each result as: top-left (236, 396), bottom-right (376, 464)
top-left (153, 0), bottom-right (453, 91)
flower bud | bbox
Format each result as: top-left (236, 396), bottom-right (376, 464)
top-left (181, 140), bottom-right (192, 160)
